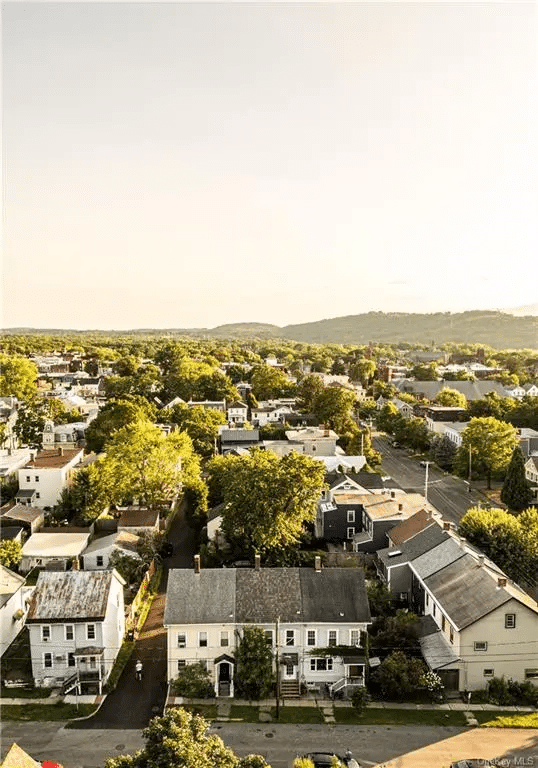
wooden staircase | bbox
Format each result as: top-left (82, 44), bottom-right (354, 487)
top-left (279, 680), bottom-right (300, 699)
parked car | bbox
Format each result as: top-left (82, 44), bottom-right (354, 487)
top-left (450, 761), bottom-right (493, 768)
top-left (295, 752), bottom-right (361, 768)
top-left (391, 441), bottom-right (402, 448)
top-left (159, 542), bottom-right (174, 557)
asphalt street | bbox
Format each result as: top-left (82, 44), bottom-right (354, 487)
top-left (372, 433), bottom-right (487, 526)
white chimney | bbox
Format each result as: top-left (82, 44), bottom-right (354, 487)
top-left (478, 555), bottom-right (485, 567)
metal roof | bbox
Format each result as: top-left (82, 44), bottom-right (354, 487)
top-left (26, 570), bottom-right (123, 622)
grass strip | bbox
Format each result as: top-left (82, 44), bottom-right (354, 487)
top-left (0, 686), bottom-right (51, 699)
top-left (475, 711), bottom-right (538, 728)
top-left (228, 705), bottom-right (260, 722)
top-left (271, 707), bottom-right (325, 724)
top-left (1, 703), bottom-right (97, 721)
top-left (103, 640), bottom-right (136, 693)
top-left (334, 708), bottom-right (467, 726)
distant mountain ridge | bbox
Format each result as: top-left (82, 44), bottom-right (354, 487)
top-left (4, 310), bottom-right (538, 348)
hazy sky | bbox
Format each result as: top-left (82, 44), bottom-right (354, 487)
top-left (2, 1), bottom-right (537, 330)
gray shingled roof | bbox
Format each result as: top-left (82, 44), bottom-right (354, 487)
top-left (164, 569), bottom-right (236, 625)
top-left (26, 570), bottom-right (118, 622)
top-left (411, 538), bottom-right (466, 580)
top-left (424, 554), bottom-right (511, 629)
top-left (378, 524), bottom-right (448, 568)
top-left (165, 567), bottom-right (371, 626)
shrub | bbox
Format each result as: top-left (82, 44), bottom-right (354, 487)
top-left (351, 686), bottom-right (370, 714)
top-left (418, 670), bottom-right (444, 702)
top-left (171, 662), bottom-right (214, 699)
top-left (487, 676), bottom-right (513, 706)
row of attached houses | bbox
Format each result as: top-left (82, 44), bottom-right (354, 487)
top-left (164, 558), bottom-right (371, 698)
top-left (377, 512), bottom-right (538, 692)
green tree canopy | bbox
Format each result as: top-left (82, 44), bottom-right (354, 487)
top-left (85, 397), bottom-right (157, 453)
top-left (102, 420), bottom-right (200, 509)
top-left (161, 404), bottom-right (226, 457)
top-left (454, 417), bottom-right (518, 488)
top-left (0, 355), bottom-right (38, 400)
top-left (104, 708), bottom-right (259, 768)
top-left (501, 445), bottom-right (534, 511)
top-left (234, 626), bottom-right (274, 700)
top-left (0, 539), bottom-right (23, 568)
top-left (312, 386), bottom-right (357, 433)
top-left (433, 387), bottom-right (467, 408)
top-left (208, 449), bottom-right (326, 555)
top-left (296, 374), bottom-right (325, 413)
top-left (13, 399), bottom-right (46, 449)
top-left (250, 365), bottom-right (291, 400)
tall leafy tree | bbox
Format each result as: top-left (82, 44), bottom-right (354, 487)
top-left (161, 404), bottom-right (226, 457)
top-left (234, 626), bottom-right (274, 701)
top-left (103, 420), bottom-right (199, 508)
top-left (85, 397), bottom-right (156, 453)
top-left (0, 540), bottom-right (23, 568)
top-left (213, 449), bottom-right (326, 555)
top-left (104, 708), bottom-right (262, 768)
top-left (296, 374), bottom-right (325, 413)
top-left (250, 365), bottom-right (290, 400)
top-left (454, 416), bottom-right (518, 488)
top-left (433, 387), bottom-right (467, 408)
top-left (13, 400), bottom-right (46, 449)
top-left (501, 445), bottom-right (534, 511)
top-left (312, 386), bottom-right (356, 433)
top-left (0, 355), bottom-right (38, 400)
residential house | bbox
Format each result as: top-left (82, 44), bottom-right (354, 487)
top-left (0, 449), bottom-right (32, 480)
top-left (324, 472), bottom-right (405, 499)
top-left (0, 565), bottom-right (34, 657)
top-left (116, 508), bottom-right (160, 534)
top-left (188, 400), bottom-right (226, 413)
top-left (315, 456), bottom-right (367, 474)
top-left (376, 519), bottom-right (538, 691)
top-left (69, 377), bottom-right (102, 399)
top-left (251, 405), bottom-right (294, 428)
top-left (26, 569), bottom-right (125, 692)
top-left (42, 420), bottom-right (87, 451)
top-left (164, 558), bottom-right (371, 699)
top-left (524, 456), bottom-right (538, 501)
top-left (395, 380), bottom-right (508, 402)
top-left (20, 531), bottom-right (91, 573)
top-left (219, 428), bottom-right (260, 455)
top-left (284, 427), bottom-right (339, 457)
top-left (392, 399), bottom-right (415, 419)
top-left (517, 428), bottom-right (538, 458)
top-left (423, 406), bottom-right (469, 435)
top-left (0, 504), bottom-right (45, 535)
top-left (81, 531), bottom-right (141, 570)
top-left (17, 448), bottom-right (84, 508)
top-left (504, 385), bottom-right (526, 400)
top-left (523, 383), bottom-right (538, 398)
top-left (226, 401), bottom-right (248, 425)
top-left (235, 382), bottom-right (253, 402)
top-left (352, 493), bottom-right (437, 553)
top-left (442, 422), bottom-right (469, 447)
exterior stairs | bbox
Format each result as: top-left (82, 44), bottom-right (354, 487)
top-left (279, 680), bottom-right (301, 699)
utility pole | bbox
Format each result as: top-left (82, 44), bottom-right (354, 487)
top-left (275, 616), bottom-right (280, 721)
top-left (468, 445), bottom-right (472, 483)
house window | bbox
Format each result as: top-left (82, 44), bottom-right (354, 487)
top-left (307, 630), bottom-right (317, 646)
top-left (474, 641), bottom-right (488, 652)
top-left (89, 657), bottom-right (96, 670)
top-left (35, 476), bottom-right (39, 482)
top-left (68, 653), bottom-right (76, 667)
top-left (525, 669), bottom-right (538, 679)
top-left (42, 626), bottom-right (51, 641)
top-left (310, 658), bottom-right (333, 671)
top-left (220, 631), bottom-right (229, 647)
top-left (96, 556), bottom-right (104, 567)
top-left (328, 630), bottom-right (337, 647)
top-left (441, 615), bottom-right (446, 631)
top-left (177, 660), bottom-right (186, 671)
top-left (433, 604), bottom-right (436, 618)
top-left (87, 624), bottom-right (96, 641)
top-left (264, 630), bottom-right (273, 646)
top-left (350, 630), bottom-right (360, 646)
top-left (43, 653), bottom-right (53, 668)
top-left (199, 632), bottom-right (208, 647)
top-left (484, 668), bottom-right (494, 677)
top-left (26, 476), bottom-right (30, 483)
top-left (65, 625), bottom-right (74, 641)
top-left (285, 630), bottom-right (295, 646)
top-left (347, 510), bottom-right (355, 523)
top-left (426, 594), bottom-right (429, 606)
top-left (347, 527), bottom-right (355, 539)
top-left (36, 492), bottom-right (40, 499)
top-left (177, 633), bottom-right (186, 648)
top-left (449, 627), bottom-right (454, 645)
top-left (505, 613), bottom-right (516, 628)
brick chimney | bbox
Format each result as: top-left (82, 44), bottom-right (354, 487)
top-left (497, 577), bottom-right (507, 588)
top-left (443, 521), bottom-right (451, 531)
top-left (194, 554), bottom-right (201, 574)
top-left (398, 503), bottom-right (403, 513)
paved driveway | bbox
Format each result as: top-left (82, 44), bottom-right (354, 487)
top-left (73, 504), bottom-right (196, 729)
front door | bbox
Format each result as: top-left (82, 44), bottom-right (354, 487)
top-left (219, 662), bottom-right (230, 683)
top-left (283, 662), bottom-right (296, 679)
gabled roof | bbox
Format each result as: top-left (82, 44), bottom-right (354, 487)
top-left (411, 537), bottom-right (467, 580)
top-left (356, 493), bottom-right (432, 521)
top-left (165, 567), bottom-right (371, 626)
top-left (0, 564), bottom-right (26, 608)
top-left (220, 429), bottom-right (260, 443)
top-left (327, 472), bottom-right (402, 493)
top-left (22, 532), bottom-right (90, 558)
top-left (389, 509), bottom-right (435, 546)
top-left (377, 524), bottom-right (449, 569)
top-left (117, 508), bottom-right (159, 528)
top-left (26, 569), bottom-right (124, 622)
top-left (1, 743), bottom-right (42, 768)
top-left (0, 504), bottom-right (44, 525)
top-left (227, 400), bottom-right (247, 409)
top-left (424, 555), bottom-right (513, 629)
top-left (82, 531), bottom-right (140, 556)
